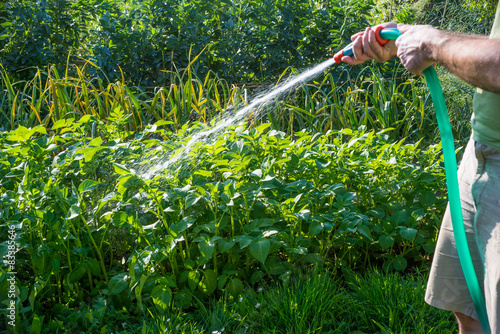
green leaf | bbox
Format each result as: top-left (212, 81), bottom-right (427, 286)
top-left (184, 259), bottom-right (196, 270)
top-left (315, 159), bottom-right (331, 169)
top-left (226, 278), bottom-right (244, 297)
top-left (412, 208), bottom-right (425, 221)
top-left (194, 170), bottom-right (212, 177)
top-left (89, 137), bottom-right (103, 146)
top-left (78, 179), bottom-right (102, 194)
top-left (185, 194), bottom-right (202, 209)
top-left (235, 235), bottom-right (253, 249)
top-left (379, 235), bottom-right (394, 250)
top-left (198, 240), bottom-right (215, 264)
top-left (52, 258), bottom-right (60, 271)
top-left (151, 285), bottom-right (172, 313)
top-left (419, 191), bottom-right (437, 207)
top-left (112, 212), bottom-right (132, 227)
top-left (422, 242), bottom-right (435, 253)
top-left (300, 253), bottom-right (324, 265)
top-left (391, 210), bottom-right (407, 224)
top-left (250, 270), bottom-right (265, 284)
top-left (77, 146), bottom-right (106, 162)
top-left (267, 259), bottom-right (289, 275)
top-left (249, 238), bottom-right (270, 264)
top-left (108, 273), bottom-right (128, 295)
top-left (7, 126), bottom-right (46, 142)
top-left (399, 227), bottom-right (418, 241)
top-left (135, 275), bottom-right (148, 311)
top-left (309, 223), bottom-right (323, 236)
top-left (68, 262), bottom-right (87, 283)
top-left (357, 224), bottom-right (373, 241)
top-left (173, 288), bottom-right (193, 309)
top-left (154, 120), bottom-right (174, 127)
top-left (217, 238), bottom-right (235, 253)
top-left (367, 208), bottom-right (385, 220)
top-left (78, 115), bottom-right (95, 124)
top-left (199, 269), bottom-right (217, 295)
top-left (116, 174), bottom-right (142, 195)
top-left (251, 169), bottom-right (263, 179)
top-left (31, 314), bottom-right (42, 334)
top-left (66, 205), bottom-right (81, 220)
top-left (163, 274), bottom-right (178, 288)
top-left (97, 192), bottom-right (119, 213)
top-left (418, 172), bottom-right (436, 183)
top-left (176, 216), bottom-right (196, 233)
top-left (340, 128), bottom-right (353, 135)
top-left (113, 163), bottom-right (131, 175)
top-left (218, 275), bottom-right (229, 290)
top-left (87, 258), bottom-right (101, 276)
top-left (188, 270), bottom-right (200, 291)
top-left (296, 209), bottom-right (310, 221)
top-left (129, 255), bottom-right (137, 285)
top-left (52, 119), bottom-right (68, 130)
top-left (392, 255), bottom-right (408, 271)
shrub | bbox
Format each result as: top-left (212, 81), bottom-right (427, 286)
top-left (0, 118), bottom-right (447, 330)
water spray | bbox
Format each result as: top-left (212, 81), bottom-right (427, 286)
top-left (142, 58), bottom-right (337, 179)
top-left (336, 27), bottom-right (490, 333)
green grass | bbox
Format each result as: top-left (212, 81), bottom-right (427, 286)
top-left (127, 268), bottom-right (457, 334)
top-left (28, 268), bottom-right (456, 333)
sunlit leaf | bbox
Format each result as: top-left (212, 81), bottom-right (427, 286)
top-left (108, 273), bottom-right (129, 295)
top-left (249, 238), bottom-right (270, 264)
top-left (78, 179), bottom-right (102, 194)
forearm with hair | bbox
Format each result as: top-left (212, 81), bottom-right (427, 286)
top-left (428, 32), bottom-right (500, 93)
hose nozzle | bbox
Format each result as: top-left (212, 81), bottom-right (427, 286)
top-left (334, 26), bottom-right (389, 63)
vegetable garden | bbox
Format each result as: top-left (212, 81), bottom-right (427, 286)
top-left (0, 0), bottom-right (496, 333)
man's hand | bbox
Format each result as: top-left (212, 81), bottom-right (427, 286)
top-left (340, 23), bottom-right (439, 76)
top-left (395, 24), bottom-right (438, 76)
top-left (341, 23), bottom-right (399, 65)
top-left (339, 23), bottom-right (500, 93)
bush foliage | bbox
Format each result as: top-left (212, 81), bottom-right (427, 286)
top-left (0, 117), bottom-right (446, 330)
top-left (1, 0), bottom-right (373, 85)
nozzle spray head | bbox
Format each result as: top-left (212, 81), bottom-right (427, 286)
top-left (333, 42), bottom-right (354, 63)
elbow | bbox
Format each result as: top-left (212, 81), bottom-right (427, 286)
top-left (484, 66), bottom-right (500, 94)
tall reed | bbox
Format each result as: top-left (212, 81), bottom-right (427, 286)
top-left (0, 61), bottom-right (445, 143)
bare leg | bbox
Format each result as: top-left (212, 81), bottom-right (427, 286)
top-left (455, 312), bottom-right (483, 334)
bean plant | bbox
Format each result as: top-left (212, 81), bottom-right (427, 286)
top-left (0, 118), bottom-right (446, 330)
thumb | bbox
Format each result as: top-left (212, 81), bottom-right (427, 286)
top-left (397, 23), bottom-right (412, 33)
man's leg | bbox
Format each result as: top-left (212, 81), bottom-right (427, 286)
top-left (425, 139), bottom-right (483, 321)
top-left (471, 143), bottom-right (500, 333)
top-left (455, 312), bottom-right (483, 334)
top-left (426, 140), bottom-right (500, 332)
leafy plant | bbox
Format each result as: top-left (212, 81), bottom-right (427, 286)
top-left (0, 62), bottom-right (444, 147)
top-left (0, 117), bottom-right (448, 331)
top-left (1, 0), bottom-right (375, 86)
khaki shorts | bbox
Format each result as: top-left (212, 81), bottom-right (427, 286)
top-left (425, 138), bottom-right (500, 331)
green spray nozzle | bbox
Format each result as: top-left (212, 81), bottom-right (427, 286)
top-left (358, 27), bottom-right (491, 333)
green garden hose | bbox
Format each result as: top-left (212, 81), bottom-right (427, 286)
top-left (335, 27), bottom-right (490, 333)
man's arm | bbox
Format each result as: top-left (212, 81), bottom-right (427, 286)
top-left (342, 24), bottom-right (500, 94)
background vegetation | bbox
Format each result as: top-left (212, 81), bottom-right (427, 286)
top-left (0, 0), bottom-right (374, 85)
top-left (0, 0), bottom-right (498, 332)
